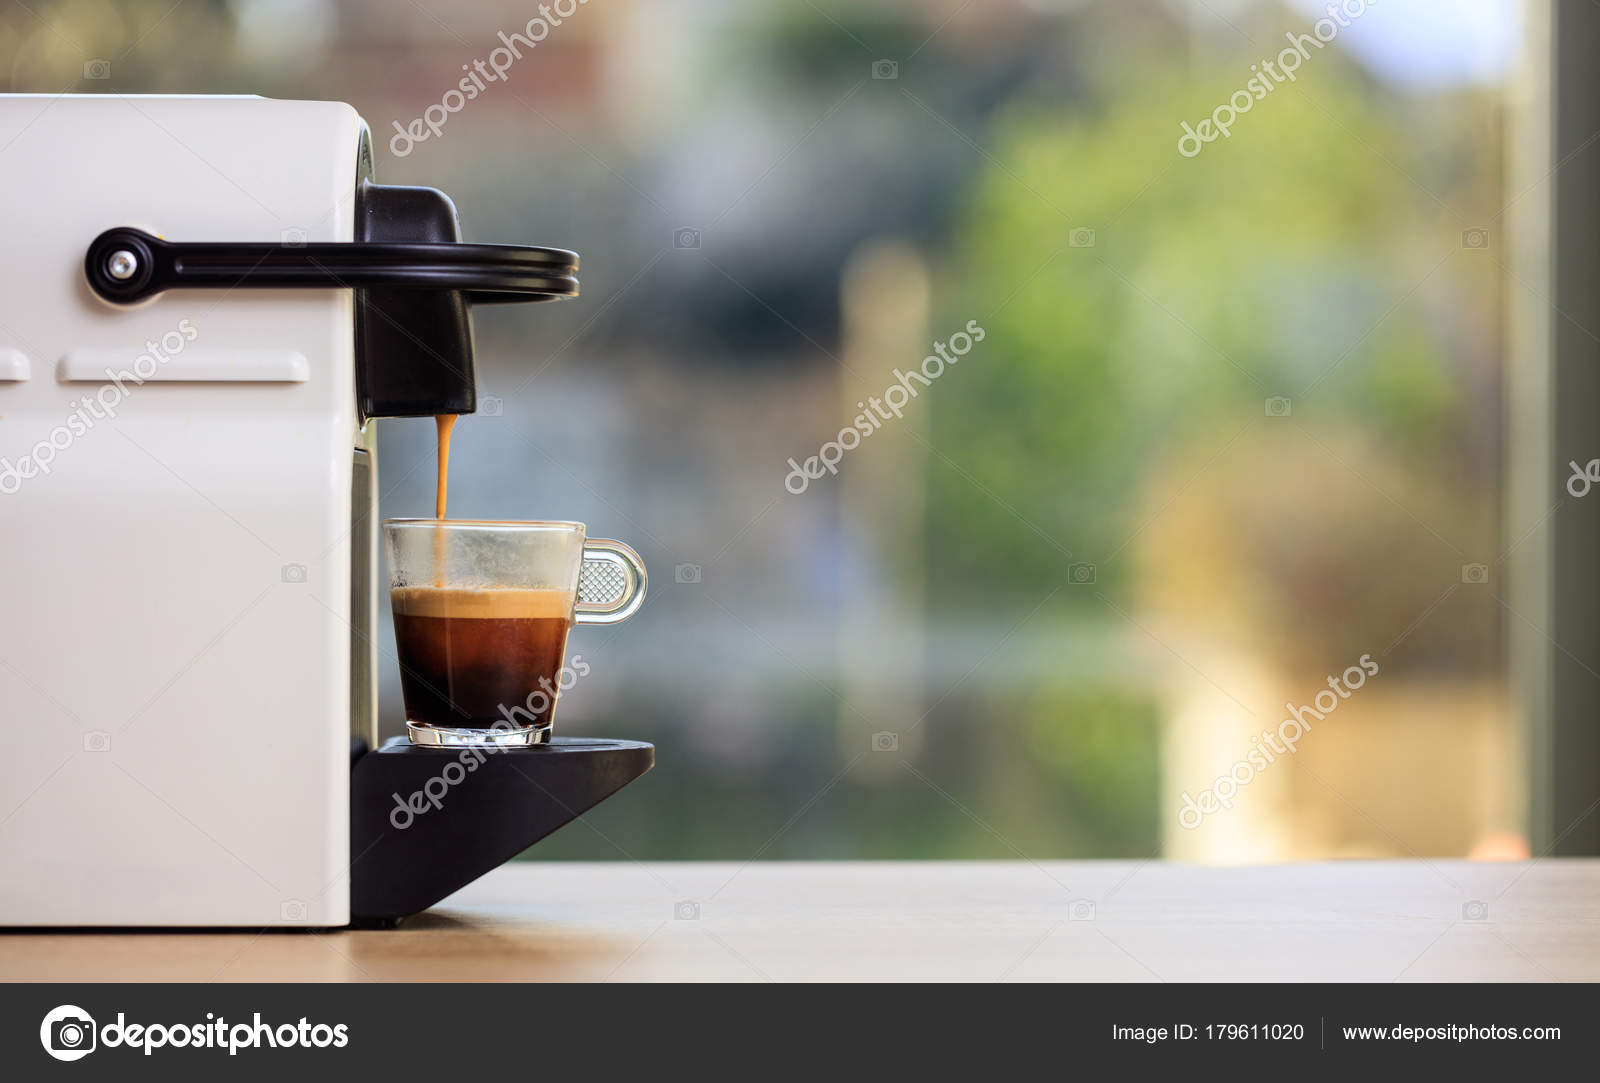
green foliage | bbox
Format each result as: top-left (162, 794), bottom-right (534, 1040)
top-left (930, 63), bottom-right (1472, 608)
top-left (1021, 682), bottom-right (1163, 852)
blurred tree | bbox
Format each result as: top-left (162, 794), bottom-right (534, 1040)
top-left (931, 57), bottom-right (1494, 629)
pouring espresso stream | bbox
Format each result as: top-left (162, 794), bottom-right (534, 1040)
top-left (398, 412), bottom-right (580, 738)
top-left (435, 413), bottom-right (456, 521)
top-left (433, 413), bottom-right (455, 588)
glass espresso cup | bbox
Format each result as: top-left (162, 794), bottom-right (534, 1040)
top-left (383, 520), bottom-right (647, 746)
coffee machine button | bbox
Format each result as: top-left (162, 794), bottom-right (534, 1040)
top-left (57, 348), bottom-right (308, 383)
top-left (0, 348), bottom-right (30, 381)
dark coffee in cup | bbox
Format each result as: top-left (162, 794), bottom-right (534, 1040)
top-left (384, 519), bottom-right (646, 746)
top-left (391, 586), bottom-right (573, 730)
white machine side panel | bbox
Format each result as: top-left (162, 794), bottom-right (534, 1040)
top-left (0, 96), bottom-right (362, 925)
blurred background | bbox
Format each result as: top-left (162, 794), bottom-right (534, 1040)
top-left (2, 0), bottom-right (1548, 862)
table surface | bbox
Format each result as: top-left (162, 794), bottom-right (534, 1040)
top-left (4, 860), bottom-right (1598, 982)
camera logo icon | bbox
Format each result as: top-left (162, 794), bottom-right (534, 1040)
top-left (1461, 899), bottom-right (1489, 921)
top-left (281, 563), bottom-right (308, 584)
top-left (1462, 228), bottom-right (1489, 250)
top-left (479, 395), bottom-right (504, 417)
top-left (675, 563), bottom-right (702, 584)
top-left (871, 59), bottom-right (899, 80)
top-left (871, 731), bottom-right (899, 753)
top-left (40, 1005), bottom-right (96, 1061)
top-left (673, 227), bottom-right (702, 250)
top-left (1461, 563), bottom-right (1489, 584)
top-left (281, 898), bottom-right (308, 922)
top-left (83, 59), bottom-right (111, 80)
top-left (1265, 396), bottom-right (1292, 417)
top-left (1069, 227), bottom-right (1096, 248)
top-left (1069, 561), bottom-right (1096, 585)
top-left (83, 731), bottom-right (110, 753)
top-left (675, 900), bottom-right (700, 920)
top-left (281, 227), bottom-right (307, 248)
top-left (1069, 899), bottom-right (1096, 921)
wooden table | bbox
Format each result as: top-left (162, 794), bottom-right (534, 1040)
top-left (4, 860), bottom-right (1598, 981)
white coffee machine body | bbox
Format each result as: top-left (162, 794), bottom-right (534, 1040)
top-left (0, 95), bottom-right (368, 926)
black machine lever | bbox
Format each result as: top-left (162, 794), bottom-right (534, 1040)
top-left (84, 227), bottom-right (579, 306)
top-left (84, 183), bottom-right (580, 419)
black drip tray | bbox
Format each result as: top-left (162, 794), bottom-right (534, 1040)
top-left (349, 735), bottom-right (654, 925)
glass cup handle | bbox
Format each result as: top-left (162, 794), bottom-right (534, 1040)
top-left (575, 539), bottom-right (648, 625)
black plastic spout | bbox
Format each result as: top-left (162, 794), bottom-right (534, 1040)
top-left (355, 184), bottom-right (477, 419)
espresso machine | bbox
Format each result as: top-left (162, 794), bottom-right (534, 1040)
top-left (0, 94), bottom-right (652, 927)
